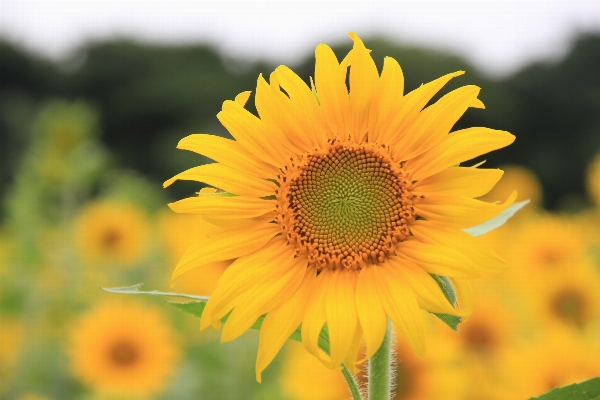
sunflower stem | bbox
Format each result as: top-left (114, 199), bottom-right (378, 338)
top-left (368, 319), bottom-right (393, 400)
top-left (341, 363), bottom-right (362, 400)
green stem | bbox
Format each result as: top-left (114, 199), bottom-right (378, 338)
top-left (368, 319), bottom-right (393, 400)
top-left (341, 363), bottom-right (362, 400)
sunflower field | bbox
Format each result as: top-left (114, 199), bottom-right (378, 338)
top-left (1, 34), bottom-right (600, 400)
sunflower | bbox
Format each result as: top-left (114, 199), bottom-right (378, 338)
top-left (586, 151), bottom-right (600, 206)
top-left (165, 33), bottom-right (515, 379)
top-left (525, 262), bottom-right (600, 330)
top-left (74, 201), bottom-right (148, 267)
top-left (497, 329), bottom-right (600, 398)
top-left (69, 301), bottom-right (179, 397)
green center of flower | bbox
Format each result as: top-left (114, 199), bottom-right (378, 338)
top-left (276, 140), bottom-right (415, 270)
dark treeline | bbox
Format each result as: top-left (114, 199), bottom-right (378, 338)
top-left (1, 34), bottom-right (600, 209)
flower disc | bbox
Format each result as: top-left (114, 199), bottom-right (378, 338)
top-left (277, 140), bottom-right (414, 270)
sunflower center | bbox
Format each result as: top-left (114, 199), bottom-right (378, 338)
top-left (550, 288), bottom-right (587, 326)
top-left (109, 340), bottom-right (139, 367)
top-left (276, 140), bottom-right (415, 271)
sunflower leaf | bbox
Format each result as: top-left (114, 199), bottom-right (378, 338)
top-left (430, 312), bottom-right (462, 331)
top-left (430, 274), bottom-right (457, 307)
top-left (462, 199), bottom-right (530, 237)
top-left (101, 284), bottom-right (209, 301)
top-left (528, 377), bottom-right (600, 400)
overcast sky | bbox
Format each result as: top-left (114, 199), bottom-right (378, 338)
top-left (1, 1), bottom-right (599, 77)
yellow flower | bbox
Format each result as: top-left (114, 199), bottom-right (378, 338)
top-left (508, 213), bottom-right (588, 278)
top-left (498, 330), bottom-right (600, 398)
top-left (0, 317), bottom-right (24, 393)
top-left (165, 33), bottom-right (515, 380)
top-left (525, 262), bottom-right (600, 330)
top-left (69, 301), bottom-right (179, 397)
top-left (586, 151), bottom-right (600, 206)
top-left (74, 201), bottom-right (149, 267)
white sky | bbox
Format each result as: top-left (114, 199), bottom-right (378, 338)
top-left (1, 1), bottom-right (599, 77)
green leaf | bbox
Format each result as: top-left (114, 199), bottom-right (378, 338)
top-left (431, 274), bottom-right (457, 307)
top-left (101, 283), bottom-right (209, 301)
top-left (463, 200), bottom-right (530, 237)
top-left (529, 377), bottom-right (600, 400)
top-left (429, 274), bottom-right (462, 330)
top-left (430, 312), bottom-right (461, 331)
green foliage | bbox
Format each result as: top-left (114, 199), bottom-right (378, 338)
top-left (429, 274), bottom-right (462, 331)
top-left (530, 378), bottom-right (600, 400)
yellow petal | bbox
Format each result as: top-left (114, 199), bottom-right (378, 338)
top-left (375, 265), bottom-right (425, 357)
top-left (315, 43), bottom-right (349, 139)
top-left (254, 74), bottom-right (304, 156)
top-left (368, 56), bottom-right (404, 143)
top-left (168, 195), bottom-right (275, 219)
top-left (343, 323), bottom-right (363, 373)
top-left (325, 269), bottom-right (358, 368)
top-left (221, 254), bottom-right (307, 343)
top-left (235, 91), bottom-right (251, 107)
top-left (449, 277), bottom-right (474, 321)
top-left (218, 100), bottom-right (291, 167)
top-left (378, 70), bottom-right (464, 145)
top-left (405, 127), bottom-right (515, 181)
top-left (301, 268), bottom-right (332, 365)
top-left (255, 267), bottom-right (316, 382)
top-left (412, 167), bottom-right (503, 198)
top-left (170, 218), bottom-right (279, 285)
top-left (396, 239), bottom-right (482, 278)
top-left (386, 256), bottom-right (469, 316)
top-left (392, 85), bottom-right (481, 161)
top-left (200, 238), bottom-right (291, 329)
top-left (413, 190), bottom-right (517, 228)
top-left (356, 266), bottom-right (388, 362)
top-left (177, 134), bottom-right (277, 178)
top-left (163, 163), bottom-right (276, 198)
top-left (410, 220), bottom-right (507, 274)
top-left (471, 97), bottom-right (485, 109)
top-left (274, 65), bottom-right (326, 150)
top-left (345, 32), bottom-right (379, 143)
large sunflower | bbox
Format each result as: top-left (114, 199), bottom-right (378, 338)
top-left (165, 33), bottom-right (515, 380)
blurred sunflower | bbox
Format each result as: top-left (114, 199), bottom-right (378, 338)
top-left (498, 330), bottom-right (600, 398)
top-left (0, 317), bottom-right (24, 393)
top-left (74, 201), bottom-right (148, 267)
top-left (509, 214), bottom-right (588, 277)
top-left (387, 331), bottom-right (467, 400)
top-left (449, 298), bottom-right (516, 359)
top-left (586, 151), bottom-right (600, 206)
top-left (69, 301), bottom-right (178, 397)
top-left (526, 264), bottom-right (600, 330)
top-left (165, 32), bottom-right (515, 379)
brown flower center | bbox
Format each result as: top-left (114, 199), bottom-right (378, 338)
top-left (550, 288), bottom-right (588, 326)
top-left (109, 340), bottom-right (139, 367)
top-left (276, 140), bottom-right (415, 271)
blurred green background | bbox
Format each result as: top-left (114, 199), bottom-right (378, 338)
top-left (1, 31), bottom-right (600, 400)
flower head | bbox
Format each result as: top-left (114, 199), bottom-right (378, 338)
top-left (74, 201), bottom-right (148, 267)
top-left (165, 33), bottom-right (515, 380)
top-left (69, 301), bottom-right (179, 397)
